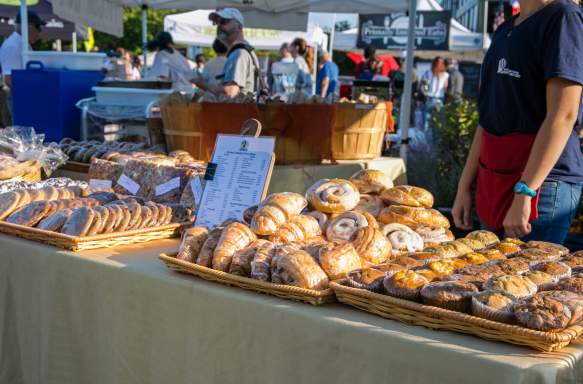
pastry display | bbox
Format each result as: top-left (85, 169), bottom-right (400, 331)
top-left (484, 275), bottom-right (537, 299)
top-left (318, 242), bottom-right (362, 280)
top-left (325, 211), bottom-right (378, 242)
top-left (250, 192), bottom-right (307, 236)
top-left (274, 249), bottom-right (329, 290)
top-left (381, 223), bottom-right (424, 255)
top-left (383, 270), bottom-right (429, 301)
top-left (212, 222), bottom-right (257, 272)
top-left (349, 169), bottom-right (393, 194)
top-left (379, 205), bottom-right (450, 228)
top-left (305, 178), bottom-right (360, 214)
top-left (354, 194), bottom-right (385, 217)
top-left (420, 281), bottom-right (478, 312)
top-left (380, 185), bottom-right (434, 208)
top-left (351, 226), bottom-right (391, 265)
top-left (471, 290), bottom-right (516, 323)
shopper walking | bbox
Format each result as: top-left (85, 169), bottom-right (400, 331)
top-left (445, 58), bottom-right (464, 98)
top-left (316, 49), bottom-right (339, 98)
top-left (290, 37), bottom-right (314, 94)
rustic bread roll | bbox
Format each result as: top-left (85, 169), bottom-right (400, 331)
top-left (325, 211), bottom-right (378, 242)
top-left (306, 178), bottom-right (360, 214)
top-left (318, 242), bottom-right (362, 280)
top-left (349, 169), bottom-right (393, 194)
top-left (379, 205), bottom-right (450, 228)
top-left (250, 192), bottom-right (307, 236)
top-left (268, 215), bottom-right (322, 244)
top-left (380, 185), bottom-right (434, 208)
top-left (212, 222), bottom-right (257, 272)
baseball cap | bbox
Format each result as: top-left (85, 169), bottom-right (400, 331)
top-left (15, 10), bottom-right (46, 29)
top-left (209, 8), bottom-right (245, 27)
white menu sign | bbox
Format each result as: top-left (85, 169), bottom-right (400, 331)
top-left (195, 135), bottom-right (275, 229)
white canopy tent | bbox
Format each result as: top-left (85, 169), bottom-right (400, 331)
top-left (164, 10), bottom-right (327, 50)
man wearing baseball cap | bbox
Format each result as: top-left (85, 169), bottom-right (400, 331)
top-left (193, 8), bottom-right (266, 98)
top-left (0, 10), bottom-right (46, 89)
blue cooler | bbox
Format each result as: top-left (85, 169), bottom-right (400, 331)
top-left (11, 61), bottom-right (103, 141)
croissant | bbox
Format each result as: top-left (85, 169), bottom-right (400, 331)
top-left (326, 211), bottom-right (378, 242)
top-left (229, 239), bottom-right (270, 277)
top-left (250, 192), bottom-right (307, 236)
top-left (270, 242), bottom-right (303, 284)
top-left (354, 194), bottom-right (385, 217)
top-left (177, 226), bottom-right (209, 262)
top-left (212, 222), bottom-right (257, 271)
top-left (250, 241), bottom-right (276, 281)
top-left (349, 169), bottom-right (393, 194)
top-left (196, 227), bottom-right (223, 267)
top-left (275, 250), bottom-right (330, 290)
top-left (306, 178), bottom-right (360, 214)
top-left (379, 205), bottom-right (450, 228)
top-left (269, 215), bottom-right (322, 244)
top-left (318, 242), bottom-right (362, 280)
top-left (380, 185), bottom-right (434, 208)
top-left (352, 226), bottom-right (391, 265)
top-left (381, 223), bottom-right (424, 255)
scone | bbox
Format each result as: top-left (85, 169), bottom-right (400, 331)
top-left (472, 290), bottom-right (516, 324)
top-left (524, 271), bottom-right (556, 291)
top-left (383, 270), bottom-right (429, 301)
top-left (420, 281), bottom-right (478, 313)
top-left (484, 275), bottom-right (537, 299)
top-left (531, 261), bottom-right (572, 281)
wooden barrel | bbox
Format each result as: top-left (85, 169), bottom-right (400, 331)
top-left (332, 103), bottom-right (387, 160)
top-left (160, 102), bottom-right (205, 160)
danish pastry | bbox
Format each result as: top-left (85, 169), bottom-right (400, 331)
top-left (354, 194), bottom-right (385, 217)
top-left (325, 211), bottom-right (378, 242)
top-left (306, 178), bottom-right (360, 214)
top-left (381, 223), bottom-right (424, 255)
top-left (268, 215), bottom-right (322, 244)
top-left (351, 226), bottom-right (391, 265)
top-left (250, 192), bottom-right (307, 235)
top-left (318, 242), bottom-right (362, 280)
top-left (349, 169), bottom-right (393, 194)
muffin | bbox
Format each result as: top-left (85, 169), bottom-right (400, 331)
top-left (514, 293), bottom-right (573, 331)
top-left (477, 249), bottom-right (507, 262)
top-left (492, 241), bottom-right (522, 256)
top-left (525, 241), bottom-right (569, 257)
top-left (392, 256), bottom-right (425, 270)
top-left (456, 237), bottom-right (487, 251)
top-left (484, 274), bottom-right (537, 299)
top-left (346, 268), bottom-right (386, 292)
top-left (447, 265), bottom-right (504, 289)
top-left (458, 252), bottom-right (490, 266)
top-left (524, 271), bottom-right (556, 291)
top-left (383, 270), bottom-right (430, 301)
top-left (561, 254), bottom-right (583, 273)
top-left (554, 276), bottom-right (583, 294)
top-left (420, 281), bottom-right (478, 312)
top-left (409, 251), bottom-right (441, 265)
top-left (531, 261), bottom-right (572, 280)
top-left (465, 230), bottom-right (500, 247)
top-left (516, 248), bottom-right (561, 263)
top-left (426, 260), bottom-right (456, 277)
top-left (472, 290), bottom-right (516, 323)
top-left (497, 257), bottom-right (531, 275)
top-left (374, 263), bottom-right (406, 278)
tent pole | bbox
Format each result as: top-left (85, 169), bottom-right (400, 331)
top-left (20, 0), bottom-right (28, 67)
top-left (72, 32), bottom-right (77, 52)
top-left (398, 0), bottom-right (417, 163)
top-left (312, 44), bottom-right (318, 95)
top-left (142, 4), bottom-right (148, 77)
top-left (329, 13), bottom-right (336, 57)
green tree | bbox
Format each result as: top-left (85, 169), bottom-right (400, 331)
top-left (334, 20), bottom-right (352, 32)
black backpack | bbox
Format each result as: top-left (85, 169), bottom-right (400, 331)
top-left (227, 42), bottom-right (269, 100)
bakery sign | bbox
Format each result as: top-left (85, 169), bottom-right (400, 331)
top-left (357, 11), bottom-right (451, 51)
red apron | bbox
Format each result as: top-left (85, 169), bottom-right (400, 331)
top-left (475, 130), bottom-right (541, 230)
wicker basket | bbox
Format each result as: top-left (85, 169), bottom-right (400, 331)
top-left (160, 252), bottom-right (336, 305)
top-left (330, 281), bottom-right (583, 352)
top-left (0, 221), bottom-right (185, 251)
top-left (332, 103), bottom-right (387, 160)
top-left (160, 101), bottom-right (205, 160)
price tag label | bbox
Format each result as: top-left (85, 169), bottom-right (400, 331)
top-left (117, 174), bottom-right (140, 195)
top-left (89, 179), bottom-right (112, 189)
top-left (190, 176), bottom-right (204, 205)
top-left (155, 177), bottom-right (180, 196)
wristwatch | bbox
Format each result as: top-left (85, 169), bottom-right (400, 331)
top-left (514, 181), bottom-right (537, 197)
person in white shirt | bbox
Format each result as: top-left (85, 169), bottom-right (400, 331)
top-left (290, 37), bottom-right (314, 95)
top-left (147, 31), bottom-right (194, 93)
top-left (201, 39), bottom-right (228, 88)
top-left (0, 10), bottom-right (45, 89)
top-left (420, 56), bottom-right (449, 129)
top-left (279, 42), bottom-right (294, 64)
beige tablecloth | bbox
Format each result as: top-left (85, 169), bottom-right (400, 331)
top-left (1, 235), bottom-right (582, 384)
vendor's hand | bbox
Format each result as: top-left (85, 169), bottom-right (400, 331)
top-left (452, 188), bottom-right (473, 230)
top-left (503, 194), bottom-right (532, 238)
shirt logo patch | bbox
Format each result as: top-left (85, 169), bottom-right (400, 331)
top-left (497, 58), bottom-right (521, 78)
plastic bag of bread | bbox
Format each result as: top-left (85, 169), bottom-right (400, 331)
top-left (250, 192), bottom-right (307, 236)
top-left (196, 227), bottom-right (224, 267)
top-left (349, 169), bottom-right (393, 194)
top-left (379, 205), bottom-right (450, 228)
top-left (229, 239), bottom-right (271, 277)
top-left (326, 210), bottom-right (378, 242)
top-left (177, 226), bottom-right (209, 262)
top-left (270, 242), bottom-right (303, 284)
top-left (212, 222), bottom-right (257, 271)
top-left (250, 241), bottom-right (276, 281)
top-left (306, 178), bottom-right (360, 214)
top-left (380, 185), bottom-right (434, 208)
top-left (319, 242), bottom-right (362, 280)
top-left (268, 215), bottom-right (321, 244)
top-left (274, 249), bottom-right (330, 290)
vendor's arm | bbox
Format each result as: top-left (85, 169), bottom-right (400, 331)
top-left (504, 78), bottom-right (582, 237)
top-left (452, 125), bottom-right (483, 229)
top-left (319, 76), bottom-right (329, 98)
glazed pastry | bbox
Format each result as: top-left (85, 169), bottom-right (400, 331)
top-left (525, 241), bottom-right (569, 257)
top-left (346, 268), bottom-right (386, 292)
top-left (274, 250), bottom-right (329, 290)
top-left (381, 223), bottom-right (424, 255)
top-left (514, 293), bottom-right (573, 331)
top-left (351, 226), bottom-right (391, 265)
top-left (458, 252), bottom-right (490, 266)
top-left (196, 227), bottom-right (223, 267)
top-left (177, 227), bottom-right (209, 263)
top-left (305, 210), bottom-right (329, 232)
top-left (408, 251), bottom-right (441, 265)
top-left (250, 241), bottom-right (276, 281)
top-left (531, 261), bottom-right (572, 280)
top-left (420, 281), bottom-right (478, 312)
top-left (504, 238), bottom-right (525, 246)
top-left (354, 194), bottom-right (385, 217)
top-left (472, 290), bottom-right (516, 324)
top-left (229, 239), bottom-right (271, 277)
top-left (456, 238), bottom-right (486, 251)
top-left (561, 254), bottom-right (583, 273)
top-left (491, 241), bottom-right (523, 256)
top-left (305, 178), bottom-right (360, 214)
top-left (426, 259), bottom-right (457, 277)
top-left (477, 249), bottom-right (507, 262)
top-left (484, 274), bottom-right (537, 299)
top-left (212, 222), bottom-right (257, 272)
top-left (415, 226), bottom-right (454, 247)
top-left (349, 169), bottom-right (393, 194)
top-left (416, 269), bottom-right (439, 282)
top-left (524, 271), bottom-right (556, 291)
top-left (392, 256), bottom-right (425, 269)
top-left (318, 242), bottom-right (362, 280)
top-left (383, 270), bottom-right (429, 301)
top-left (380, 185), bottom-right (434, 208)
top-left (465, 230), bottom-right (500, 247)
top-left (268, 215), bottom-right (322, 244)
top-left (379, 205), bottom-right (450, 228)
top-left (250, 192), bottom-right (307, 236)
top-left (326, 211), bottom-right (378, 242)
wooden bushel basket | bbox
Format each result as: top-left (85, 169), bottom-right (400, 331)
top-left (160, 100), bottom-right (205, 160)
top-left (332, 103), bottom-right (387, 160)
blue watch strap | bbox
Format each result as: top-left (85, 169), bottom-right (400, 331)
top-left (514, 181), bottom-right (537, 197)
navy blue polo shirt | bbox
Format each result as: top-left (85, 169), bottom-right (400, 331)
top-left (478, 0), bottom-right (583, 183)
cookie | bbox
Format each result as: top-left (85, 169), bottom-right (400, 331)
top-left (6, 201), bottom-right (52, 227)
top-left (37, 209), bottom-right (73, 232)
top-left (0, 191), bottom-right (20, 220)
top-left (62, 207), bottom-right (95, 236)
